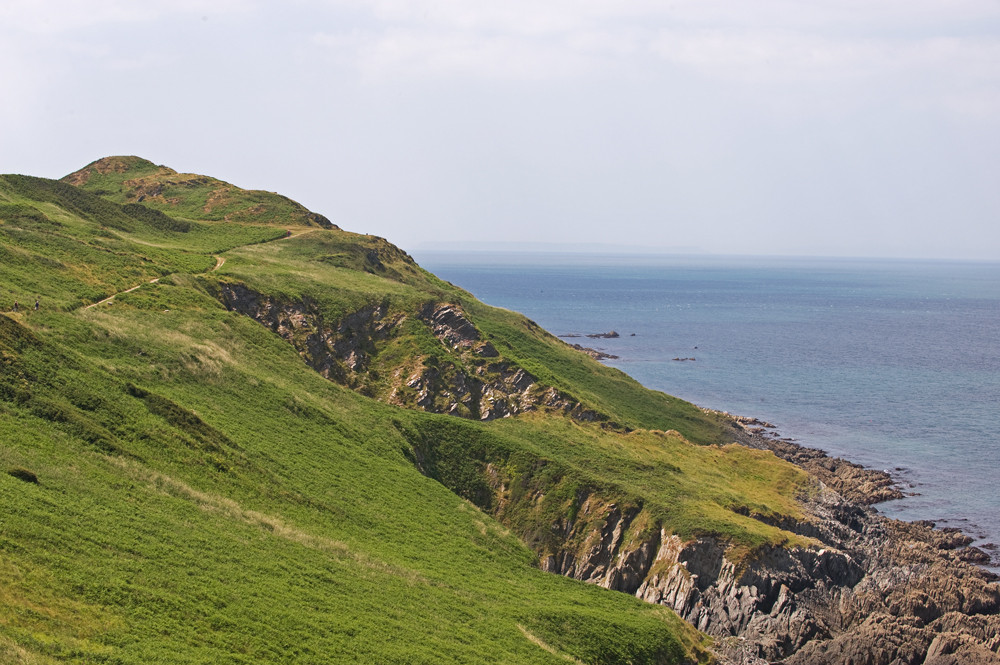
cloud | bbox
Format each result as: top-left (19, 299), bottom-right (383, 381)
top-left (648, 29), bottom-right (1000, 90)
top-left (306, 0), bottom-right (1000, 117)
top-left (2, 0), bottom-right (997, 258)
top-left (332, 0), bottom-right (1000, 34)
top-left (312, 28), bottom-right (614, 80)
top-left (0, 0), bottom-right (253, 34)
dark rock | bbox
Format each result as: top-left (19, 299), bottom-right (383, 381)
top-left (570, 344), bottom-right (619, 360)
top-left (956, 547), bottom-right (994, 565)
top-left (529, 411), bottom-right (1000, 664)
top-left (219, 288), bottom-right (610, 425)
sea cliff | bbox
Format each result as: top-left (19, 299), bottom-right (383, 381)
top-left (215, 278), bottom-right (1000, 662)
top-left (568, 419), bottom-right (1000, 664)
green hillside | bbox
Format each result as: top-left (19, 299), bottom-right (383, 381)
top-left (64, 156), bottom-right (334, 229)
top-left (0, 158), bottom-right (811, 664)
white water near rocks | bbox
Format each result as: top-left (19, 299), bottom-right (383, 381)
top-left (416, 251), bottom-right (1000, 561)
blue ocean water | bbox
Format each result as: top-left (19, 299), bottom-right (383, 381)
top-left (416, 251), bottom-right (1000, 553)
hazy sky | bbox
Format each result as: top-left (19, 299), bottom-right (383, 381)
top-left (3, 1), bottom-right (999, 259)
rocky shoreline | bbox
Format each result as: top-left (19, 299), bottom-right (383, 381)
top-left (475, 322), bottom-right (1000, 661)
top-left (705, 411), bottom-right (1000, 663)
top-left (530, 399), bottom-right (1000, 663)
top-left (721, 411), bottom-right (998, 566)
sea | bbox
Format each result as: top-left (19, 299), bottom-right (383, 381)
top-left (415, 251), bottom-right (1000, 560)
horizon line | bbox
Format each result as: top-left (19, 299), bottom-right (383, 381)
top-left (408, 242), bottom-right (1000, 264)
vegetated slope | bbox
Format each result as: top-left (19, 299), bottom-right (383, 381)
top-left (64, 156), bottom-right (335, 228)
top-left (0, 157), bottom-right (911, 664)
top-left (0, 301), bottom-right (705, 664)
top-left (3, 159), bottom-right (798, 664)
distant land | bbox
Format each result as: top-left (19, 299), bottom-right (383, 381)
top-left (412, 240), bottom-right (709, 255)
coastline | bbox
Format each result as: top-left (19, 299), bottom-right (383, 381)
top-left (416, 252), bottom-right (1000, 565)
top-left (571, 313), bottom-right (1000, 572)
top-left (665, 406), bottom-right (1000, 663)
top-left (549, 322), bottom-right (1000, 576)
top-left (529, 384), bottom-right (1000, 663)
top-left (714, 409), bottom-right (1000, 571)
top-left (414, 255), bottom-right (1000, 661)
top-left (530, 334), bottom-right (1000, 662)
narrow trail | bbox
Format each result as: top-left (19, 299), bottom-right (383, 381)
top-left (84, 278), bottom-right (160, 310)
top-left (281, 229), bottom-right (315, 241)
top-left (81, 226), bottom-right (316, 310)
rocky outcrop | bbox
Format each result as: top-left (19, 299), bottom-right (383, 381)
top-left (540, 501), bottom-right (648, 589)
top-left (217, 286), bottom-right (604, 423)
top-left (519, 469), bottom-right (999, 663)
top-left (721, 412), bottom-right (905, 506)
top-left (529, 493), bottom-right (862, 662)
top-left (421, 304), bottom-right (498, 358)
top-left (634, 535), bottom-right (857, 660)
top-left (518, 422), bottom-right (1000, 664)
top-left (393, 303), bottom-right (604, 421)
top-left (218, 282), bottom-right (396, 387)
top-left (474, 408), bottom-right (999, 663)
top-left (570, 343), bottom-right (619, 360)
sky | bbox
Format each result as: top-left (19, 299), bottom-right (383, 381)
top-left (2, 1), bottom-right (999, 260)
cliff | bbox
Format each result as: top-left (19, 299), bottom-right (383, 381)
top-left (208, 261), bottom-right (1000, 662)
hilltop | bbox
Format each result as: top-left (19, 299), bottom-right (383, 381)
top-left (1, 157), bottom-right (997, 664)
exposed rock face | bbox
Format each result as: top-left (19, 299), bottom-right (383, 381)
top-left (217, 285), bottom-right (603, 423)
top-left (749, 435), bottom-right (905, 506)
top-left (218, 282), bottom-right (396, 386)
top-left (529, 494), bottom-right (864, 662)
top-left (718, 411), bottom-right (905, 506)
top-left (422, 304), bottom-right (497, 357)
top-left (405, 303), bottom-right (604, 421)
top-left (516, 423), bottom-right (1000, 664)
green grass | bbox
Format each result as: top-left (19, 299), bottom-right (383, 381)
top-left (458, 301), bottom-right (738, 440)
top-left (0, 302), bottom-right (711, 664)
top-left (64, 156), bottom-right (332, 228)
top-left (0, 158), bottom-right (817, 663)
top-left (0, 174), bottom-right (293, 310)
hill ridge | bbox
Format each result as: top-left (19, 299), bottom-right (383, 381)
top-left (63, 155), bottom-right (337, 229)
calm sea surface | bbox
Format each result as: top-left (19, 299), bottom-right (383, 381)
top-left (415, 252), bottom-right (1000, 553)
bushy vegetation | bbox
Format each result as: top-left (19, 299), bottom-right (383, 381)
top-left (0, 157), bottom-right (810, 663)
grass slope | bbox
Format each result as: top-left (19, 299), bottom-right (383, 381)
top-left (1, 309), bottom-right (705, 664)
top-left (0, 157), bottom-right (811, 663)
top-left (63, 156), bottom-right (332, 228)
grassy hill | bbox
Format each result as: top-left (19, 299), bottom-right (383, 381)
top-left (0, 157), bottom-right (811, 664)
